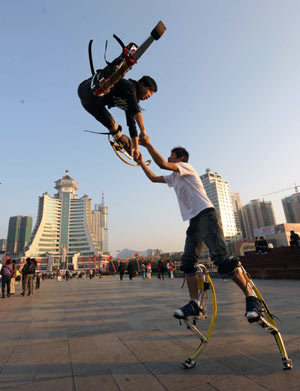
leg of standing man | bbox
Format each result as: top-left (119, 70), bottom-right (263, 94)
top-left (10, 277), bottom-right (15, 295)
top-left (2, 277), bottom-right (6, 298)
top-left (174, 209), bottom-right (261, 320)
top-left (29, 275), bottom-right (34, 295)
top-left (6, 276), bottom-right (11, 297)
top-left (24, 274), bottom-right (30, 296)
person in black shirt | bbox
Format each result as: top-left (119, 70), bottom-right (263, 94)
top-left (118, 262), bottom-right (125, 280)
top-left (127, 261), bottom-right (134, 280)
top-left (78, 76), bottom-right (157, 159)
top-left (290, 230), bottom-right (300, 250)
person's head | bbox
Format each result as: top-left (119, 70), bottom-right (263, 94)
top-left (138, 76), bottom-right (157, 100)
top-left (26, 257), bottom-right (31, 264)
top-left (168, 147), bottom-right (189, 163)
top-left (291, 231), bottom-right (295, 234)
top-left (6, 259), bottom-right (11, 265)
top-left (12, 259), bottom-right (16, 264)
top-left (31, 258), bottom-right (37, 266)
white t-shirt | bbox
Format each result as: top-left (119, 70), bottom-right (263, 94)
top-left (164, 162), bottom-right (214, 221)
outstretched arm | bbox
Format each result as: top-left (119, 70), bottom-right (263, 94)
top-left (134, 112), bottom-right (146, 138)
top-left (140, 136), bottom-right (179, 172)
top-left (136, 154), bottom-right (166, 183)
top-left (132, 112), bottom-right (146, 160)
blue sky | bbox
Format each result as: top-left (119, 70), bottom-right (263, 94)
top-left (1, 0), bottom-right (300, 255)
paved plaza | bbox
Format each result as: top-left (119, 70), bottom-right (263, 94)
top-left (0, 275), bottom-right (299, 391)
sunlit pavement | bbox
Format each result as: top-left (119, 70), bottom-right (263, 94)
top-left (0, 276), bottom-right (299, 391)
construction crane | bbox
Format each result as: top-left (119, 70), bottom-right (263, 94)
top-left (262, 183), bottom-right (300, 197)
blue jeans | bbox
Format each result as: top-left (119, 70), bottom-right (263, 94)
top-left (181, 208), bottom-right (229, 274)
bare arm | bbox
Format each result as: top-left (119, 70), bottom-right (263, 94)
top-left (137, 154), bottom-right (166, 183)
top-left (133, 112), bottom-right (146, 137)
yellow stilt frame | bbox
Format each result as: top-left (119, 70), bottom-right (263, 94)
top-left (182, 264), bottom-right (217, 369)
top-left (240, 265), bottom-right (293, 370)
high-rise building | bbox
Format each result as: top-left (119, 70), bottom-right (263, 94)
top-left (0, 239), bottom-right (7, 252)
top-left (242, 199), bottom-right (277, 240)
top-left (200, 169), bottom-right (240, 242)
top-left (6, 216), bottom-right (32, 255)
top-left (24, 171), bottom-right (100, 258)
top-left (231, 192), bottom-right (247, 240)
top-left (282, 192), bottom-right (300, 223)
top-left (91, 193), bottom-right (109, 253)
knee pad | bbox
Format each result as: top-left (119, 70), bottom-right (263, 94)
top-left (217, 257), bottom-right (239, 275)
top-left (180, 262), bottom-right (197, 275)
top-left (110, 125), bottom-right (122, 140)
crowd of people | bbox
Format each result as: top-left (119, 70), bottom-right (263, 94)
top-left (0, 257), bottom-right (41, 299)
top-left (117, 259), bottom-right (176, 281)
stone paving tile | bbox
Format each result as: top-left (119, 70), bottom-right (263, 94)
top-left (209, 375), bottom-right (272, 391)
top-left (110, 361), bottom-right (167, 391)
top-left (0, 277), bottom-right (299, 391)
top-left (0, 376), bottom-right (74, 391)
top-left (74, 374), bottom-right (119, 391)
top-left (154, 358), bottom-right (236, 390)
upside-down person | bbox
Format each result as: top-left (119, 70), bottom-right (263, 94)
top-left (136, 136), bottom-right (263, 321)
top-left (78, 75), bottom-right (157, 160)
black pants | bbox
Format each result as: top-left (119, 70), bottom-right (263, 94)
top-left (128, 272), bottom-right (134, 280)
top-left (78, 79), bottom-right (115, 129)
top-left (2, 276), bottom-right (11, 296)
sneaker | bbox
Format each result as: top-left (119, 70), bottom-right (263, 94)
top-left (245, 296), bottom-right (263, 321)
top-left (173, 300), bottom-right (200, 319)
top-left (116, 135), bottom-right (132, 155)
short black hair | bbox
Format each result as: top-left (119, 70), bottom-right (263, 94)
top-left (139, 76), bottom-right (157, 92)
top-left (171, 147), bottom-right (189, 162)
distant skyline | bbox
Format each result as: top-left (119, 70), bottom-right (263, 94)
top-left (1, 1), bottom-right (300, 256)
top-left (0, 167), bottom-right (295, 256)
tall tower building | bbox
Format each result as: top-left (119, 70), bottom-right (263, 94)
top-left (242, 199), bottom-right (277, 240)
top-left (231, 193), bottom-right (247, 240)
top-left (24, 171), bottom-right (100, 258)
top-left (92, 193), bottom-right (109, 253)
top-left (6, 216), bottom-right (32, 255)
top-left (282, 192), bottom-right (300, 223)
top-left (200, 169), bottom-right (239, 242)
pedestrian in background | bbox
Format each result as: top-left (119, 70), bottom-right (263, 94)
top-left (141, 263), bottom-right (146, 279)
top-left (118, 262), bottom-right (125, 280)
top-left (10, 259), bottom-right (17, 295)
top-left (35, 272), bottom-right (41, 289)
top-left (22, 258), bottom-right (36, 296)
top-left (255, 237), bottom-right (260, 254)
top-left (146, 262), bottom-right (152, 279)
top-left (127, 261), bottom-right (134, 280)
top-left (168, 260), bottom-right (175, 279)
top-left (290, 231), bottom-right (300, 250)
top-left (1, 259), bottom-right (13, 298)
top-left (157, 259), bottom-right (165, 280)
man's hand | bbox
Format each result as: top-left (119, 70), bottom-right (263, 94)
top-left (134, 151), bottom-right (143, 165)
top-left (134, 149), bottom-right (141, 161)
top-left (138, 132), bottom-right (146, 145)
top-left (139, 134), bottom-right (151, 147)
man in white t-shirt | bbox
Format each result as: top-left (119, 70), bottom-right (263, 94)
top-left (136, 136), bottom-right (263, 322)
